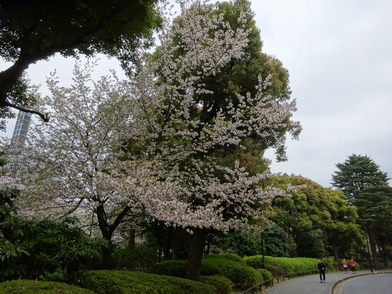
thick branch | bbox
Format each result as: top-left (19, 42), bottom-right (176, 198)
top-left (3, 99), bottom-right (49, 122)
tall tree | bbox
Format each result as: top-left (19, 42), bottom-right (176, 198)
top-left (130, 0), bottom-right (300, 280)
top-left (331, 154), bottom-right (392, 268)
top-left (0, 0), bottom-right (161, 124)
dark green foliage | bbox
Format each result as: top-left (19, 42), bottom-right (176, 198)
top-left (150, 260), bottom-right (187, 278)
top-left (0, 153), bottom-right (101, 282)
top-left (76, 270), bottom-right (216, 294)
top-left (113, 243), bottom-right (158, 272)
top-left (297, 232), bottom-right (325, 258)
top-left (0, 280), bottom-right (95, 294)
top-left (211, 231), bottom-right (263, 257)
top-left (331, 154), bottom-right (390, 205)
top-left (262, 225), bottom-right (290, 257)
top-left (0, 217), bottom-right (101, 281)
top-left (200, 275), bottom-right (234, 294)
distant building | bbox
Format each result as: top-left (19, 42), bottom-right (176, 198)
top-left (12, 111), bottom-right (32, 144)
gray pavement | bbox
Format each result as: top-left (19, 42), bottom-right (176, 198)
top-left (259, 270), bottom-right (391, 294)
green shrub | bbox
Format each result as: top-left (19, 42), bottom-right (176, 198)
top-left (0, 280), bottom-right (95, 294)
top-left (322, 257), bottom-right (337, 271)
top-left (200, 275), bottom-right (233, 294)
top-left (257, 268), bottom-right (273, 281)
top-left (76, 270), bottom-right (216, 294)
top-left (201, 256), bottom-right (263, 290)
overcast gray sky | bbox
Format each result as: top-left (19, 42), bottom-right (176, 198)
top-left (251, 0), bottom-right (392, 186)
top-left (3, 0), bottom-right (392, 187)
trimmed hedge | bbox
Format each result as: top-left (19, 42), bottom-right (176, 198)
top-left (0, 280), bottom-right (95, 294)
top-left (244, 255), bottom-right (319, 275)
top-left (257, 268), bottom-right (273, 281)
top-left (204, 253), bottom-right (245, 264)
top-left (200, 275), bottom-right (233, 294)
top-left (201, 256), bottom-right (263, 290)
top-left (76, 270), bottom-right (215, 294)
top-left (151, 254), bottom-right (263, 290)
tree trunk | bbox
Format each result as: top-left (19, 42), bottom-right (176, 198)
top-left (368, 230), bottom-right (379, 269)
top-left (95, 204), bottom-right (130, 269)
top-left (163, 226), bottom-right (173, 260)
top-left (185, 228), bottom-right (206, 281)
top-left (128, 229), bottom-right (136, 250)
top-left (102, 242), bottom-right (113, 269)
top-left (332, 244), bottom-right (340, 267)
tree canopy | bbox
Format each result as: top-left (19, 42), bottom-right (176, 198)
top-left (331, 154), bottom-right (390, 205)
top-left (271, 174), bottom-right (362, 259)
top-left (0, 0), bottom-right (161, 124)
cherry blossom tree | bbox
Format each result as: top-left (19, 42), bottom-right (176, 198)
top-left (126, 0), bottom-right (301, 280)
top-left (5, 62), bottom-right (180, 268)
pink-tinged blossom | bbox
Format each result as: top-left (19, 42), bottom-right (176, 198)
top-left (0, 176), bottom-right (25, 191)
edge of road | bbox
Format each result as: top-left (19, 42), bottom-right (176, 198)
top-left (330, 270), bottom-right (392, 294)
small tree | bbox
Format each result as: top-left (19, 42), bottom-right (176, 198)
top-left (5, 63), bottom-right (178, 268)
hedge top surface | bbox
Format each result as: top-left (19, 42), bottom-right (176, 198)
top-left (0, 280), bottom-right (95, 294)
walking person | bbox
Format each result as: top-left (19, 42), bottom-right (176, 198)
top-left (350, 259), bottom-right (356, 273)
top-left (317, 260), bottom-right (326, 283)
top-left (342, 258), bottom-right (348, 273)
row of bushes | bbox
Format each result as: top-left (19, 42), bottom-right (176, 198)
top-left (151, 253), bottom-right (265, 290)
top-left (244, 255), bottom-right (320, 275)
top-left (0, 273), bottom-right (228, 294)
top-left (0, 254), bottom-right (338, 293)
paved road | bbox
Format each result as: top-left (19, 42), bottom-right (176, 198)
top-left (336, 273), bottom-right (392, 294)
top-left (260, 270), bottom-right (390, 294)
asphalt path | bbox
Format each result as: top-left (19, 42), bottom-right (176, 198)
top-left (260, 270), bottom-right (391, 294)
top-left (337, 273), bottom-right (392, 294)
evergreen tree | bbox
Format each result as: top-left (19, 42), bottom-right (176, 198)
top-left (331, 154), bottom-right (392, 268)
top-left (331, 154), bottom-right (389, 205)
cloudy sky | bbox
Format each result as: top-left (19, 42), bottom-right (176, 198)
top-left (250, 0), bottom-right (392, 186)
top-left (2, 0), bottom-right (392, 187)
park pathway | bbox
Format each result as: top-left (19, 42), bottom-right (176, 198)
top-left (258, 270), bottom-right (391, 294)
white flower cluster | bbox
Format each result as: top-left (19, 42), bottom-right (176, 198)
top-left (0, 176), bottom-right (25, 191)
